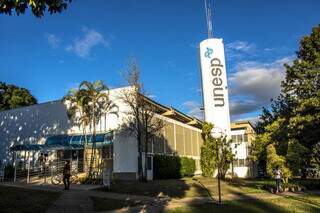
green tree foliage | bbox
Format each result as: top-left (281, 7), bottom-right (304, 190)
top-left (253, 25), bottom-right (320, 176)
top-left (64, 80), bottom-right (118, 178)
top-left (0, 0), bottom-right (72, 17)
top-left (266, 144), bottom-right (292, 185)
top-left (286, 139), bottom-right (309, 176)
top-left (0, 81), bottom-right (37, 111)
top-left (283, 25), bottom-right (320, 165)
top-left (200, 122), bottom-right (234, 178)
top-left (200, 122), bottom-right (216, 177)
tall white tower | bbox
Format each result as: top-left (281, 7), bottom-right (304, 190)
top-left (199, 0), bottom-right (231, 136)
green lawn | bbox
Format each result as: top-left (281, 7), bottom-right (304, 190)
top-left (90, 196), bottom-right (144, 211)
top-left (194, 177), bottom-right (272, 196)
top-left (0, 185), bottom-right (61, 213)
top-left (107, 178), bottom-right (209, 198)
top-left (95, 177), bottom-right (320, 212)
top-left (106, 177), bottom-right (272, 199)
top-left (165, 195), bottom-right (320, 213)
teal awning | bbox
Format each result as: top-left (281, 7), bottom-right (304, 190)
top-left (10, 144), bottom-right (84, 152)
top-left (10, 131), bottom-right (113, 152)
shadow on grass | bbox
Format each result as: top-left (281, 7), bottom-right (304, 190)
top-left (165, 188), bottom-right (320, 213)
top-left (107, 178), bottom-right (208, 198)
top-left (93, 178), bottom-right (210, 212)
top-left (0, 185), bottom-right (60, 213)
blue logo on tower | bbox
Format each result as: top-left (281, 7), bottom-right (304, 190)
top-left (204, 47), bottom-right (213, 58)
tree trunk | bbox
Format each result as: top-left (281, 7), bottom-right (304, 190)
top-left (89, 111), bottom-right (97, 179)
top-left (137, 131), bottom-right (143, 182)
top-left (143, 131), bottom-right (148, 182)
top-left (82, 123), bottom-right (88, 175)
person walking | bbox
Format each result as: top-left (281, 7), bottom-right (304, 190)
top-left (63, 160), bottom-right (71, 190)
top-left (273, 165), bottom-right (282, 193)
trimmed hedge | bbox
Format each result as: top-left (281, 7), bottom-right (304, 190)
top-left (153, 155), bottom-right (195, 179)
top-left (180, 157), bottom-right (196, 177)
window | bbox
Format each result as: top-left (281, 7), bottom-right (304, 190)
top-left (243, 134), bottom-right (248, 142)
top-left (231, 135), bottom-right (237, 142)
top-left (237, 135), bottom-right (243, 143)
top-left (233, 159), bottom-right (239, 167)
top-left (102, 145), bottom-right (113, 159)
top-left (105, 131), bottom-right (114, 141)
top-left (164, 123), bottom-right (175, 154)
top-left (175, 125), bottom-right (184, 155)
top-left (247, 146), bottom-right (252, 155)
top-left (147, 156), bottom-right (152, 170)
top-left (239, 159), bottom-right (245, 167)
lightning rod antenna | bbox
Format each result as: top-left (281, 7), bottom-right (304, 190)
top-left (204, 0), bottom-right (213, 38)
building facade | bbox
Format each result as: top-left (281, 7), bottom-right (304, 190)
top-left (230, 121), bottom-right (257, 178)
top-left (0, 87), bottom-right (256, 180)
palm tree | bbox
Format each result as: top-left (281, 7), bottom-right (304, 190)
top-left (78, 80), bottom-right (119, 178)
top-left (63, 87), bottom-right (90, 171)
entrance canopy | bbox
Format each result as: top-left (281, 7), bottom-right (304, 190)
top-left (10, 131), bottom-right (114, 152)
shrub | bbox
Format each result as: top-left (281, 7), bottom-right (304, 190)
top-left (266, 144), bottom-right (292, 186)
top-left (180, 157), bottom-right (196, 177)
top-left (200, 138), bottom-right (217, 177)
top-left (153, 155), bottom-right (195, 179)
top-left (4, 164), bottom-right (14, 179)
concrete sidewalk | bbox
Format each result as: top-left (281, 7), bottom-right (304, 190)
top-left (46, 190), bottom-right (93, 213)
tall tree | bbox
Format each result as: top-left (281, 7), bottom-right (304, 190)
top-left (0, 0), bottom-right (72, 17)
top-left (253, 25), bottom-right (320, 177)
top-left (0, 81), bottom-right (37, 111)
top-left (282, 25), bottom-right (320, 165)
top-left (120, 59), bottom-right (164, 182)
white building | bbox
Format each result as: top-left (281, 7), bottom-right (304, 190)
top-left (0, 87), bottom-right (256, 180)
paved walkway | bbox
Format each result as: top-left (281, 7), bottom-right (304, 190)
top-left (46, 190), bottom-right (93, 213)
top-left (1, 182), bottom-right (319, 213)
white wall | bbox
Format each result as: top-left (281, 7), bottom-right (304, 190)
top-left (113, 132), bottom-right (138, 173)
top-left (0, 101), bottom-right (71, 164)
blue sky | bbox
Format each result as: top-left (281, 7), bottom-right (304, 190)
top-left (1, 0), bottom-right (319, 122)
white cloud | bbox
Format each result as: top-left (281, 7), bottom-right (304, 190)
top-left (147, 94), bottom-right (156, 99)
top-left (229, 56), bottom-right (293, 116)
top-left (45, 33), bottom-right (60, 48)
top-left (66, 27), bottom-right (109, 58)
top-left (225, 41), bottom-right (256, 59)
top-left (226, 41), bottom-right (255, 52)
top-left (182, 101), bottom-right (204, 120)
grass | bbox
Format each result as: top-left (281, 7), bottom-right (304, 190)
top-left (164, 195), bottom-right (320, 213)
top-left (94, 177), bottom-right (320, 212)
top-left (106, 178), bottom-right (209, 198)
top-left (90, 196), bottom-right (144, 211)
top-left (0, 185), bottom-right (61, 213)
top-left (104, 177), bottom-right (273, 199)
top-left (194, 177), bottom-right (272, 196)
